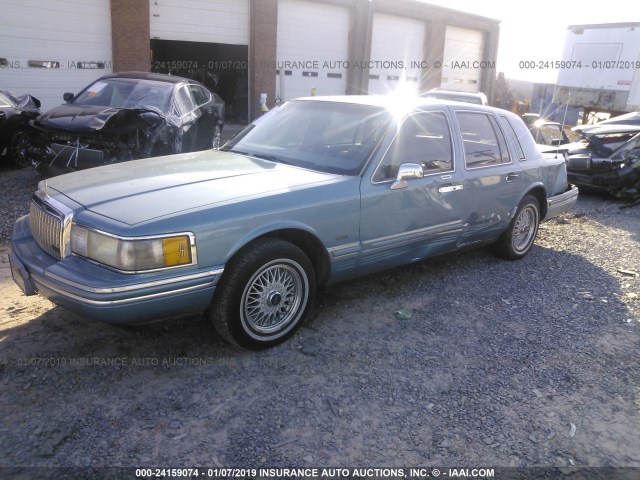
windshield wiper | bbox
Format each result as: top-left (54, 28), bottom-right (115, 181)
top-left (252, 153), bottom-right (284, 163)
top-left (221, 148), bottom-right (251, 155)
top-left (220, 149), bottom-right (288, 164)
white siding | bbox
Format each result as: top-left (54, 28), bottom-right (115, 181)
top-left (150, 0), bottom-right (249, 45)
top-left (368, 14), bottom-right (425, 95)
top-left (0, 0), bottom-right (113, 110)
top-left (276, 0), bottom-right (350, 101)
top-left (441, 26), bottom-right (484, 92)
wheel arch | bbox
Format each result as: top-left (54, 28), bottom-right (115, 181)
top-left (225, 225), bottom-right (331, 287)
top-left (522, 184), bottom-right (547, 220)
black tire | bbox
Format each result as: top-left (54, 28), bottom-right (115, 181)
top-left (10, 129), bottom-right (30, 168)
top-left (493, 195), bottom-right (540, 260)
top-left (210, 238), bottom-right (316, 350)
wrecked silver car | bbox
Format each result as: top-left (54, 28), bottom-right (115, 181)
top-left (28, 72), bottom-right (222, 177)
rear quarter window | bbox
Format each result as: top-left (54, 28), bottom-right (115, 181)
top-left (500, 113), bottom-right (541, 160)
top-left (499, 115), bottom-right (525, 159)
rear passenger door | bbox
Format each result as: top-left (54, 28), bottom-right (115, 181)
top-left (454, 110), bottom-right (523, 245)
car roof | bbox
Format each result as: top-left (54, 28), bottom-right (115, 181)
top-left (291, 94), bottom-right (500, 112)
top-left (96, 71), bottom-right (192, 85)
top-left (290, 95), bottom-right (521, 124)
top-left (423, 89), bottom-right (485, 97)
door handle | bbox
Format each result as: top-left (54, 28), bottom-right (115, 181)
top-left (506, 173), bottom-right (519, 182)
top-left (438, 184), bottom-right (463, 193)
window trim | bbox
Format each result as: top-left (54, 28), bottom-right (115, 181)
top-left (370, 109), bottom-right (456, 185)
top-left (499, 115), bottom-right (526, 160)
top-left (174, 84), bottom-right (199, 119)
top-left (454, 109), bottom-right (513, 171)
top-left (188, 83), bottom-right (212, 108)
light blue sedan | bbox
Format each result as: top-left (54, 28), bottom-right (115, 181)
top-left (10, 96), bottom-right (578, 349)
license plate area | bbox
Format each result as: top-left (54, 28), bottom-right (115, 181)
top-left (51, 143), bottom-right (105, 166)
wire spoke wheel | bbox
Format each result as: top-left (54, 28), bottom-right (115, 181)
top-left (241, 261), bottom-right (304, 334)
top-left (492, 195), bottom-right (540, 260)
top-left (512, 205), bottom-right (538, 253)
top-left (211, 238), bottom-right (315, 349)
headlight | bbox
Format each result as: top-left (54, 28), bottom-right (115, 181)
top-left (70, 225), bottom-right (195, 272)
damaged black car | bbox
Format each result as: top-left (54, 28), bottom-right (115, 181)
top-left (0, 90), bottom-right (41, 167)
top-left (29, 72), bottom-right (222, 177)
top-left (564, 124), bottom-right (640, 200)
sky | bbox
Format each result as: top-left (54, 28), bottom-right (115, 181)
top-left (421, 0), bottom-right (634, 83)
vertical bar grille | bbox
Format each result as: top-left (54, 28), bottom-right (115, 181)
top-left (29, 200), bottom-right (64, 259)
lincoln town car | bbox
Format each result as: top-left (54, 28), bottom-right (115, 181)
top-left (10, 96), bottom-right (578, 349)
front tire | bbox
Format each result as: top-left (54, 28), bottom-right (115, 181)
top-left (210, 238), bottom-right (315, 349)
top-left (493, 195), bottom-right (540, 260)
top-left (10, 129), bottom-right (30, 168)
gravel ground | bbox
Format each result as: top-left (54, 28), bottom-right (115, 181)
top-left (0, 164), bottom-right (639, 477)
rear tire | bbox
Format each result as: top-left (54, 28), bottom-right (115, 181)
top-left (210, 238), bottom-right (315, 350)
top-left (493, 195), bottom-right (540, 260)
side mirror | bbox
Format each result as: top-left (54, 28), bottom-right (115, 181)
top-left (63, 92), bottom-right (74, 103)
top-left (390, 163), bottom-right (423, 190)
top-left (550, 139), bottom-right (563, 146)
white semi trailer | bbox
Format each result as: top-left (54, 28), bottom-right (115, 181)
top-left (553, 23), bottom-right (640, 115)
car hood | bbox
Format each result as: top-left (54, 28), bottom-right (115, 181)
top-left (47, 150), bottom-right (341, 225)
top-left (34, 104), bottom-right (165, 132)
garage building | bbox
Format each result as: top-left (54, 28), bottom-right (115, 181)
top-left (0, 0), bottom-right (499, 121)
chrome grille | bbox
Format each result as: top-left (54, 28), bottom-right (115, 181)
top-left (29, 191), bottom-right (73, 260)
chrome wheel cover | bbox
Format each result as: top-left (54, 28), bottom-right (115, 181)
top-left (240, 259), bottom-right (308, 338)
top-left (512, 205), bottom-right (538, 253)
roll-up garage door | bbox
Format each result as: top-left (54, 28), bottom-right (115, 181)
top-left (0, 0), bottom-right (113, 111)
top-left (368, 14), bottom-right (425, 95)
top-left (276, 0), bottom-right (350, 102)
top-left (441, 26), bottom-right (484, 92)
top-left (150, 0), bottom-right (249, 121)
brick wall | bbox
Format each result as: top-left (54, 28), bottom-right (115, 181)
top-left (249, 0), bottom-right (278, 120)
top-left (110, 0), bottom-right (151, 73)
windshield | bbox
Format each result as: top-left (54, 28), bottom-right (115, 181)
top-left (222, 100), bottom-right (391, 175)
top-left (72, 79), bottom-right (173, 112)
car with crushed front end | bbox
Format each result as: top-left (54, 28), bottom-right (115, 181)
top-left (10, 96), bottom-right (578, 349)
top-left (0, 90), bottom-right (41, 167)
top-left (552, 123), bottom-right (640, 199)
top-left (28, 71), bottom-right (221, 177)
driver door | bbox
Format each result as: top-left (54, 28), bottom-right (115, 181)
top-left (358, 110), bottom-right (465, 274)
top-left (188, 84), bottom-right (218, 150)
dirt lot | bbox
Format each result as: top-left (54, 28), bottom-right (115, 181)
top-left (0, 165), bottom-right (639, 478)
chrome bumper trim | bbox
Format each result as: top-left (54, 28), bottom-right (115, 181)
top-left (36, 276), bottom-right (217, 306)
top-left (43, 268), bottom-right (224, 294)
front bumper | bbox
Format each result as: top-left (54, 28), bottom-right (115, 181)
top-left (545, 184), bottom-right (579, 221)
top-left (10, 215), bottom-right (222, 325)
